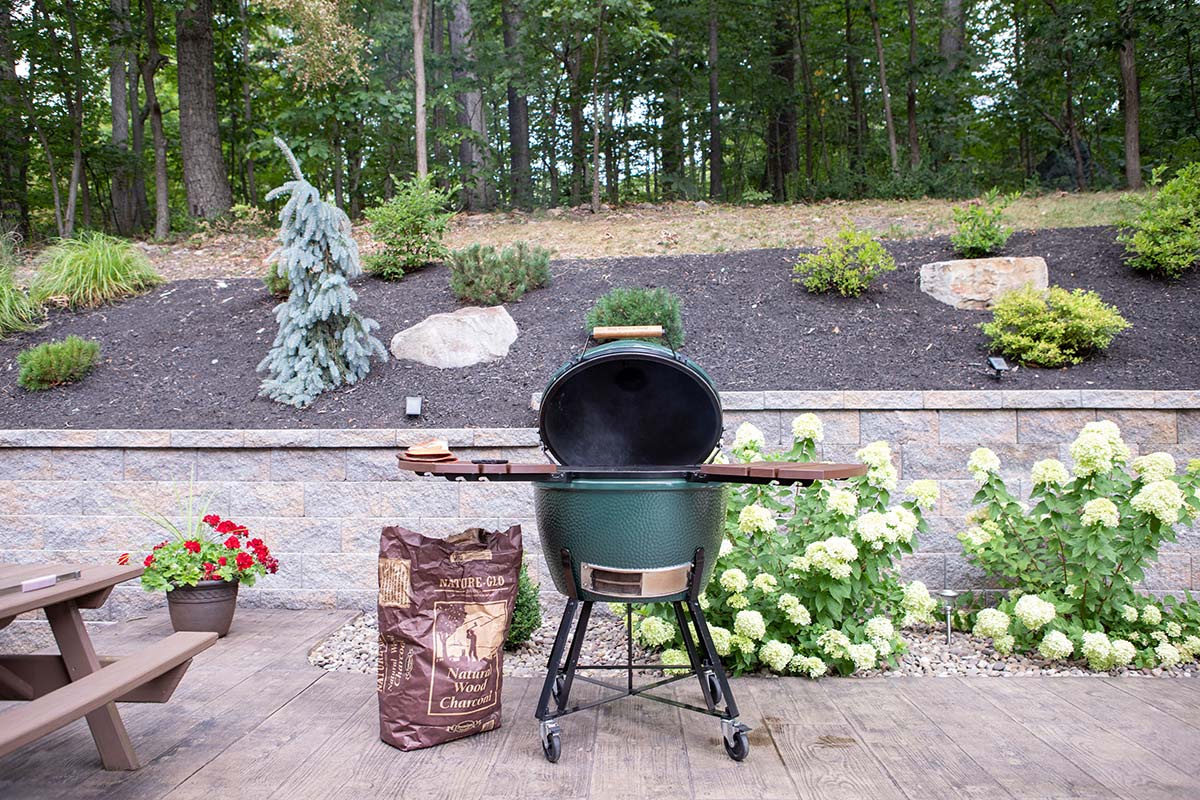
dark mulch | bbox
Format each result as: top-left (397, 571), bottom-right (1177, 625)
top-left (0, 226), bottom-right (1196, 430)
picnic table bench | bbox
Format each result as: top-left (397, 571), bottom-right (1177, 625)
top-left (0, 562), bottom-right (217, 770)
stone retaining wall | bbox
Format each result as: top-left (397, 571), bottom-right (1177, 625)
top-left (1, 389), bottom-right (1197, 632)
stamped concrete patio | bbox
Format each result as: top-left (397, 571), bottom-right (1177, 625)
top-left (2, 609), bottom-right (1198, 800)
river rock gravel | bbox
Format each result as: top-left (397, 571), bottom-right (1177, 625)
top-left (308, 610), bottom-right (1198, 680)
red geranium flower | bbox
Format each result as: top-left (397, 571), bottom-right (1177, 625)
top-left (183, 540), bottom-right (202, 554)
top-left (215, 520), bottom-right (238, 534)
top-left (224, 535), bottom-right (241, 549)
top-left (218, 556), bottom-right (227, 566)
top-left (203, 514), bottom-right (221, 527)
top-left (143, 554), bottom-right (154, 567)
top-left (117, 553), bottom-right (130, 566)
top-left (235, 551), bottom-right (254, 570)
top-left (152, 540), bottom-right (168, 551)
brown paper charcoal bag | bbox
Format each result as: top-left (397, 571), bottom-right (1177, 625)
top-left (377, 525), bottom-right (522, 751)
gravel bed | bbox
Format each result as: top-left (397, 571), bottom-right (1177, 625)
top-left (309, 611), bottom-right (1197, 680)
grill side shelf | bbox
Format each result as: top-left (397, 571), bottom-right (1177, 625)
top-left (396, 456), bottom-right (558, 481)
top-left (698, 462), bottom-right (867, 485)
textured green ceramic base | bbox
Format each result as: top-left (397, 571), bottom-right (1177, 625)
top-left (534, 479), bottom-right (728, 602)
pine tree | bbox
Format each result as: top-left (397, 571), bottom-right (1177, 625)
top-left (257, 137), bottom-right (386, 408)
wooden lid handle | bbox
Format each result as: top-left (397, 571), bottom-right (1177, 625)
top-left (591, 325), bottom-right (664, 340)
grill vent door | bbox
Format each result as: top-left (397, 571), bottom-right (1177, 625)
top-left (581, 562), bottom-right (690, 599)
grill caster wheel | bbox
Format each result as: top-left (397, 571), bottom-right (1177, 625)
top-left (721, 719), bottom-right (750, 762)
top-left (540, 721), bottom-right (562, 763)
top-left (705, 672), bottom-right (723, 706)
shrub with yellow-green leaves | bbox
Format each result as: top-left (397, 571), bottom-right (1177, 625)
top-left (627, 414), bottom-right (941, 677)
top-left (958, 421), bottom-right (1200, 670)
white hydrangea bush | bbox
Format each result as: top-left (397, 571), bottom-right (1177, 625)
top-left (957, 420), bottom-right (1200, 670)
top-left (629, 416), bottom-right (938, 677)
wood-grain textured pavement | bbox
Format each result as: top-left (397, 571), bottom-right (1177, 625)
top-left (2, 610), bottom-right (1198, 800)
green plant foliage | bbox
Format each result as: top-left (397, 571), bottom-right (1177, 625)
top-left (627, 417), bottom-right (942, 677)
top-left (957, 425), bottom-right (1200, 670)
top-left (262, 266), bottom-right (290, 298)
top-left (737, 188), bottom-right (772, 205)
top-left (950, 187), bottom-right (1015, 257)
top-left (17, 335), bottom-right (100, 390)
top-left (792, 224), bottom-right (896, 297)
top-left (257, 138), bottom-right (387, 408)
top-left (979, 285), bottom-right (1130, 368)
top-left (1117, 163), bottom-right (1200, 278)
top-left (505, 562), bottom-right (542, 650)
top-left (585, 286), bottom-right (685, 348)
top-left (29, 232), bottom-right (162, 309)
top-left (447, 242), bottom-right (552, 305)
top-left (0, 234), bottom-right (42, 338)
top-left (363, 177), bottom-right (456, 279)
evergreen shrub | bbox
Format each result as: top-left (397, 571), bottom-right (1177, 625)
top-left (979, 285), bottom-right (1130, 368)
top-left (585, 286), bottom-right (685, 349)
top-left (951, 188), bottom-right (1015, 257)
top-left (363, 177), bottom-right (456, 280)
top-left (1118, 163), bottom-right (1200, 278)
top-left (17, 336), bottom-right (100, 390)
top-left (30, 232), bottom-right (162, 308)
top-left (447, 242), bottom-right (551, 305)
top-left (792, 224), bottom-right (896, 296)
top-left (505, 563), bottom-right (542, 650)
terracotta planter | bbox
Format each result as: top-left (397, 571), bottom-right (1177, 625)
top-left (167, 579), bottom-right (239, 637)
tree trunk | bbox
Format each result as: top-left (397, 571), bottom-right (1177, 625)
top-left (62, 0), bottom-right (85, 235)
top-left (1063, 54), bottom-right (1087, 191)
top-left (0, 1), bottom-right (28, 235)
top-left (176, 0), bottom-right (232, 219)
top-left (845, 0), bottom-right (865, 185)
top-left (128, 52), bottom-right (150, 230)
top-left (547, 87), bottom-right (560, 204)
top-left (449, 0), bottom-right (493, 210)
top-left (141, 0), bottom-right (169, 239)
top-left (707, 0), bottom-right (722, 200)
top-left (566, 36), bottom-right (585, 206)
top-left (765, 11), bottom-right (797, 200)
top-left (905, 0), bottom-right (920, 167)
top-left (109, 0), bottom-right (136, 234)
top-left (589, 1), bottom-right (608, 213)
top-left (796, 0), bottom-right (816, 184)
top-left (661, 43), bottom-right (685, 200)
top-left (413, 0), bottom-right (428, 179)
top-left (938, 0), bottom-right (965, 69)
top-left (501, 0), bottom-right (532, 209)
top-left (1119, 6), bottom-right (1142, 189)
top-left (239, 0), bottom-right (257, 203)
top-left (868, 0), bottom-right (899, 174)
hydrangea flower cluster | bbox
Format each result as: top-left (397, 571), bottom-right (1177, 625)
top-left (733, 609), bottom-right (766, 641)
top-left (905, 480), bottom-right (940, 510)
top-left (1030, 458), bottom-right (1070, 487)
top-left (854, 509), bottom-right (916, 551)
top-left (777, 593), bottom-right (812, 626)
top-left (1141, 604), bottom-right (1162, 626)
top-left (1080, 498), bottom-right (1120, 528)
top-left (967, 447), bottom-right (1001, 483)
top-left (1155, 642), bottom-right (1182, 668)
top-left (637, 616), bottom-right (675, 648)
top-left (901, 581), bottom-right (938, 627)
top-left (1038, 630), bottom-right (1074, 660)
top-left (1068, 420), bottom-right (1130, 477)
top-left (817, 629), bottom-right (851, 659)
top-left (959, 521), bottom-right (1001, 549)
top-left (1133, 452), bottom-right (1176, 483)
top-left (791, 413), bottom-right (824, 443)
top-left (973, 608), bottom-right (1010, 639)
top-left (1013, 594), bottom-right (1057, 631)
top-left (789, 654), bottom-right (828, 678)
top-left (719, 568), bottom-right (749, 593)
top-left (738, 503), bottom-right (777, 536)
top-left (825, 488), bottom-right (859, 517)
top-left (847, 642), bottom-right (878, 672)
top-left (752, 573), bottom-right (778, 594)
top-left (1130, 480), bottom-right (1185, 524)
top-left (856, 441), bottom-right (898, 492)
top-left (1080, 631), bottom-right (1136, 670)
top-left (731, 422), bottom-right (766, 460)
top-left (758, 640), bottom-right (795, 672)
top-left (791, 537), bottom-right (859, 580)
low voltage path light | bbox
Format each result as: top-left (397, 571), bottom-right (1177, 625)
top-left (938, 589), bottom-right (960, 645)
top-left (987, 356), bottom-right (1010, 380)
top-left (405, 396), bottom-right (423, 417)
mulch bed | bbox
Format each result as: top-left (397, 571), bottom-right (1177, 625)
top-left (0, 226), bottom-right (1196, 430)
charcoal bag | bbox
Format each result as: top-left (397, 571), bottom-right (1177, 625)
top-left (377, 524), bottom-right (523, 751)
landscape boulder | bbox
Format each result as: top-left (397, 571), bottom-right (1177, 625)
top-left (918, 256), bottom-right (1048, 310)
top-left (389, 306), bottom-right (519, 369)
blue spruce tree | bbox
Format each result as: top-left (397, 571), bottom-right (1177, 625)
top-left (258, 137), bottom-right (387, 407)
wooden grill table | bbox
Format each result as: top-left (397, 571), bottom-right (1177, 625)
top-left (0, 562), bottom-right (217, 770)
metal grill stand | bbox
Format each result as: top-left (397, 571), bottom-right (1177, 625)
top-left (533, 549), bottom-right (751, 763)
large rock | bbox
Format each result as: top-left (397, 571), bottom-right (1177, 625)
top-left (919, 256), bottom-right (1048, 310)
top-left (389, 306), bottom-right (519, 369)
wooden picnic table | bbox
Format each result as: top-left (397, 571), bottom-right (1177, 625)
top-left (0, 562), bottom-right (217, 770)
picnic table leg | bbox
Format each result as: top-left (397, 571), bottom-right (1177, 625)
top-left (44, 601), bottom-right (139, 770)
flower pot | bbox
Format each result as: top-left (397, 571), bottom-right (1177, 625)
top-left (167, 579), bottom-right (239, 637)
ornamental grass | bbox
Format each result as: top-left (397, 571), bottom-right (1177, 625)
top-left (0, 233), bottom-right (42, 338)
top-left (30, 232), bottom-right (163, 309)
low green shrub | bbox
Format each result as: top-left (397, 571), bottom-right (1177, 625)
top-left (30, 232), bottom-right (162, 308)
top-left (0, 233), bottom-right (42, 338)
top-left (585, 286), bottom-right (685, 349)
top-left (447, 242), bottom-right (551, 305)
top-left (738, 187), bottom-right (772, 205)
top-left (979, 285), bottom-right (1130, 368)
top-left (957, 424), bottom-right (1200, 670)
top-left (792, 224), bottom-right (896, 297)
top-left (951, 187), bottom-right (1015, 257)
top-left (262, 266), bottom-right (289, 298)
top-left (1117, 163), bottom-right (1200, 278)
top-left (363, 177), bottom-right (456, 280)
top-left (627, 417), bottom-right (941, 677)
top-left (17, 335), bottom-right (100, 390)
top-left (505, 562), bottom-right (542, 650)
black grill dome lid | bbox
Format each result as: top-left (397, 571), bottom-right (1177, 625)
top-left (538, 339), bottom-right (723, 467)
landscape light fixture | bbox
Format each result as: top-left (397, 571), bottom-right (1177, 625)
top-left (937, 589), bottom-right (960, 646)
top-left (987, 356), bottom-right (1010, 380)
top-left (405, 396), bottom-right (422, 417)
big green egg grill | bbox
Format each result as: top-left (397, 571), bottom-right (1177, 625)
top-left (397, 325), bottom-right (865, 764)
